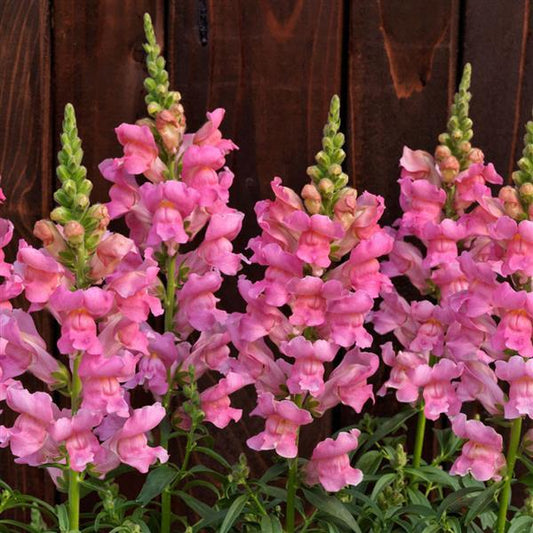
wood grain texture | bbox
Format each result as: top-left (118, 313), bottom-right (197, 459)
top-left (348, 0), bottom-right (460, 225)
top-left (463, 0), bottom-right (531, 181)
top-left (52, 0), bottom-right (165, 203)
top-left (167, 0), bottom-right (344, 467)
top-left (0, 0), bottom-right (55, 506)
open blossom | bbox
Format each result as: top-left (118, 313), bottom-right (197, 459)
top-left (318, 348), bottom-right (378, 413)
top-left (305, 429), bottom-right (362, 492)
top-left (50, 410), bottom-right (103, 472)
top-left (281, 337), bottom-right (338, 396)
top-left (400, 146), bottom-right (440, 185)
top-left (50, 286), bottom-right (114, 356)
top-left (5, 386), bottom-right (58, 466)
top-left (115, 123), bottom-right (166, 183)
top-left (89, 233), bottom-right (135, 280)
top-left (285, 211), bottom-right (343, 269)
top-left (200, 372), bottom-right (250, 429)
top-left (14, 242), bottom-right (69, 308)
top-left (450, 413), bottom-right (505, 481)
top-left (495, 356), bottom-right (533, 418)
top-left (0, 309), bottom-right (61, 385)
top-left (104, 403), bottom-right (168, 473)
top-left (247, 392), bottom-right (313, 458)
top-left (412, 359), bottom-right (463, 420)
top-left (192, 108), bottom-right (237, 154)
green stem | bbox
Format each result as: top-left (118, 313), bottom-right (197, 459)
top-left (68, 353), bottom-right (82, 532)
top-left (286, 458), bottom-right (298, 533)
top-left (496, 416), bottom-right (523, 533)
top-left (160, 253), bottom-right (177, 533)
top-left (412, 403), bottom-right (426, 469)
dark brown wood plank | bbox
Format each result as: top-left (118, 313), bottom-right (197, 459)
top-left (0, 0), bottom-right (55, 505)
top-left (462, 0), bottom-right (530, 181)
top-left (52, 0), bottom-right (165, 203)
top-left (348, 0), bottom-right (460, 225)
top-left (168, 0), bottom-right (344, 467)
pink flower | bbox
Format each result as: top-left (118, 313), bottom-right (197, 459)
top-left (79, 352), bottom-right (137, 417)
top-left (6, 386), bottom-right (58, 466)
top-left (49, 286), bottom-right (114, 356)
top-left (412, 359), bottom-right (463, 420)
top-left (14, 242), bottom-right (68, 307)
top-left (0, 310), bottom-right (61, 385)
top-left (99, 158), bottom-right (140, 219)
top-left (420, 219), bottom-right (466, 268)
top-left (200, 372), bottom-right (250, 428)
top-left (288, 277), bottom-right (342, 327)
top-left (305, 429), bottom-right (362, 492)
top-left (197, 211), bottom-right (243, 275)
top-left (491, 283), bottom-right (533, 358)
top-left (0, 218), bottom-right (13, 277)
top-left (192, 108), bottom-right (237, 154)
top-left (281, 337), bottom-right (338, 396)
top-left (141, 181), bottom-right (201, 254)
top-left (175, 272), bottom-right (226, 335)
top-left (104, 403), bottom-right (168, 473)
top-left (400, 146), bottom-right (440, 185)
top-left (50, 410), bottom-right (103, 472)
top-left (398, 178), bottom-right (446, 236)
top-left (378, 342), bottom-right (427, 403)
top-left (495, 356), bottom-right (533, 418)
top-left (501, 220), bottom-right (533, 277)
top-left (381, 239), bottom-right (431, 292)
top-left (450, 413), bottom-right (505, 481)
top-left (285, 211), bottom-right (343, 269)
top-left (318, 348), bottom-right (378, 413)
top-left (89, 233), bottom-right (135, 280)
top-left (322, 290), bottom-right (374, 348)
top-left (457, 361), bottom-right (504, 415)
top-left (115, 123), bottom-right (166, 182)
top-left (247, 393), bottom-right (312, 458)
top-left (248, 243), bottom-right (303, 306)
top-left (183, 326), bottom-right (231, 378)
top-left (454, 163), bottom-right (502, 211)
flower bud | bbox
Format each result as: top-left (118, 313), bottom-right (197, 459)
top-left (64, 220), bottom-right (85, 245)
top-left (88, 204), bottom-right (110, 230)
top-left (328, 163), bottom-right (342, 177)
top-left (301, 183), bottom-right (321, 201)
top-left (520, 182), bottom-right (533, 203)
top-left (306, 165), bottom-right (322, 181)
top-left (33, 220), bottom-right (67, 257)
top-left (156, 103), bottom-right (186, 154)
top-left (333, 187), bottom-right (358, 228)
top-left (500, 186), bottom-right (525, 219)
top-left (468, 147), bottom-right (484, 164)
top-left (439, 156), bottom-right (460, 183)
top-left (74, 194), bottom-right (89, 209)
top-left (459, 141), bottom-right (471, 153)
top-left (318, 178), bottom-right (334, 195)
top-left (434, 145), bottom-right (452, 161)
top-left (147, 102), bottom-right (162, 115)
top-left (50, 207), bottom-right (71, 224)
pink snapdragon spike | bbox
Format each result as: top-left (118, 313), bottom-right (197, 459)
top-left (449, 414), bottom-right (505, 481)
top-left (228, 95), bottom-right (388, 494)
top-left (305, 429), bottom-right (362, 492)
top-left (495, 356), bottom-right (533, 418)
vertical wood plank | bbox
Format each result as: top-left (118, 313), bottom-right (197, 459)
top-left (462, 0), bottom-right (530, 180)
top-left (167, 0), bottom-right (344, 467)
top-left (52, 0), bottom-right (165, 203)
top-left (0, 0), bottom-right (55, 504)
top-left (348, 0), bottom-right (460, 225)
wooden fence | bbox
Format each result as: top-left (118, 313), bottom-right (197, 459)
top-left (0, 0), bottom-right (531, 502)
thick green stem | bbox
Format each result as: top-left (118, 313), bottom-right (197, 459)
top-left (68, 470), bottom-right (80, 532)
top-left (496, 417), bottom-right (523, 533)
top-left (160, 253), bottom-right (177, 533)
top-left (412, 403), bottom-right (426, 469)
top-left (286, 458), bottom-right (298, 533)
top-left (68, 353), bottom-right (82, 532)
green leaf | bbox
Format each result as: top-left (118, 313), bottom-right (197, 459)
top-left (464, 483), bottom-right (499, 525)
top-left (195, 446), bottom-right (231, 469)
top-left (56, 504), bottom-right (70, 533)
top-left (404, 466), bottom-right (460, 490)
top-left (355, 451), bottom-right (382, 476)
top-left (370, 473), bottom-right (396, 501)
top-left (303, 489), bottom-right (361, 533)
top-left (136, 465), bottom-right (177, 506)
top-left (508, 515), bottom-right (533, 533)
top-left (260, 515), bottom-right (283, 533)
top-left (174, 490), bottom-right (213, 519)
top-left (219, 494), bottom-right (249, 533)
top-left (436, 487), bottom-right (483, 518)
top-left (406, 488), bottom-right (432, 508)
top-left (358, 409), bottom-right (416, 455)
top-left (259, 462), bottom-right (286, 484)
